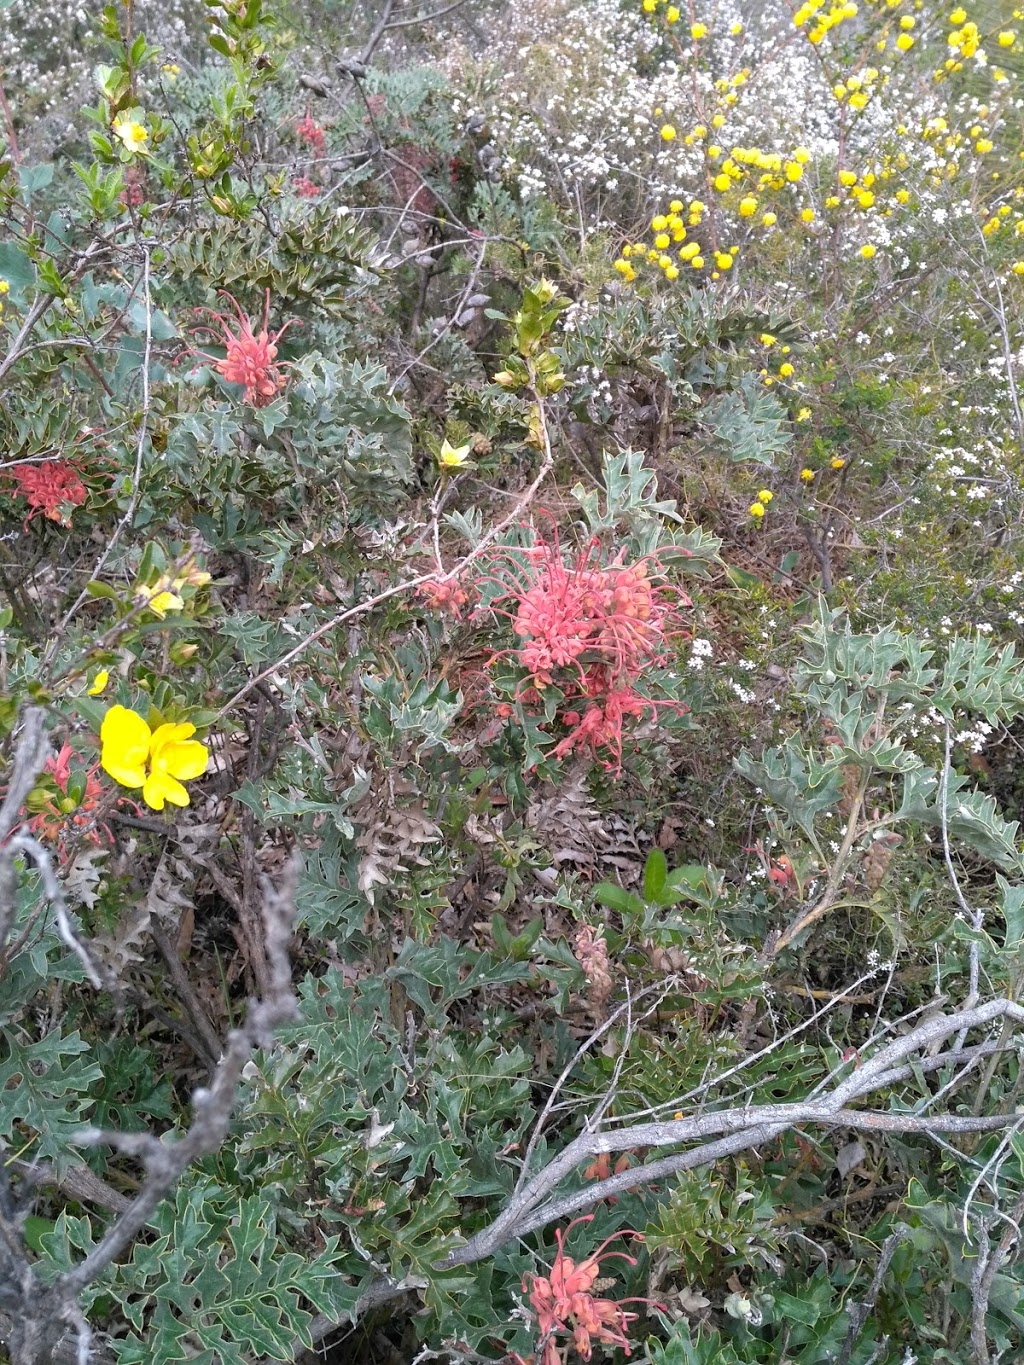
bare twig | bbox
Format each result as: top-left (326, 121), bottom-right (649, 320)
top-left (0, 861), bottom-right (298, 1365)
top-left (437, 997), bottom-right (1024, 1268)
top-left (837, 1227), bottom-right (908, 1365)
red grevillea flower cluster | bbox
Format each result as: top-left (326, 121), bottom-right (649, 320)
top-left (292, 175), bottom-right (321, 198)
top-left (482, 524), bottom-right (689, 768)
top-left (296, 112), bottom-right (326, 155)
top-left (514, 1217), bottom-right (657, 1365)
top-left (24, 741), bottom-right (111, 860)
top-left (6, 459), bottom-right (87, 526)
top-left (192, 290), bottom-right (298, 408)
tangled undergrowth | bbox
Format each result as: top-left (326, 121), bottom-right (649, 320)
top-left (3, 1), bottom-right (1024, 1363)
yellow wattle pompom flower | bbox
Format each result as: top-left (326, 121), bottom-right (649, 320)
top-left (100, 705), bottom-right (210, 812)
top-left (949, 7), bottom-right (966, 23)
top-left (779, 362), bottom-right (795, 377)
top-left (896, 33), bottom-right (914, 49)
top-left (860, 243), bottom-right (876, 258)
top-left (759, 333), bottom-right (777, 345)
top-left (762, 211), bottom-right (777, 226)
top-left (691, 21), bottom-right (707, 38)
top-left (900, 14), bottom-right (915, 27)
top-left (831, 457), bottom-right (847, 469)
top-left (654, 232), bottom-right (671, 249)
top-left (757, 489), bottom-right (773, 504)
top-left (749, 502), bottom-right (766, 518)
top-left (651, 214), bottom-right (669, 231)
top-left (715, 251), bottom-right (734, 269)
top-left (1012, 262), bottom-right (1024, 275)
top-left (669, 199), bottom-right (684, 212)
top-left (999, 30), bottom-right (1016, 46)
top-left (797, 407), bottom-right (812, 421)
top-left (714, 173), bottom-right (731, 192)
top-left (800, 207), bottom-right (815, 222)
top-left (661, 124), bottom-right (677, 142)
top-left (666, 4), bottom-right (680, 20)
top-left (850, 91), bottom-right (869, 110)
top-left (800, 467), bottom-right (816, 481)
top-left (975, 138), bottom-right (993, 154)
top-left (690, 255), bottom-right (705, 268)
top-left (665, 264), bottom-right (680, 279)
top-left (739, 196), bottom-right (758, 216)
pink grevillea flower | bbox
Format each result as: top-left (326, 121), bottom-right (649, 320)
top-left (490, 529), bottom-right (684, 691)
top-left (296, 111), bottom-right (326, 155)
top-left (6, 459), bottom-right (87, 526)
top-left (292, 175), bottom-right (321, 198)
top-left (192, 289), bottom-right (299, 408)
top-left (477, 523), bottom-right (689, 769)
top-left (520, 1216), bottom-right (658, 1365)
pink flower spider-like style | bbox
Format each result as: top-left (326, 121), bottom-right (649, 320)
top-left (484, 523), bottom-right (687, 692)
top-left (22, 741), bottom-right (113, 860)
top-left (192, 289), bottom-right (299, 408)
top-left (6, 459), bottom-right (87, 527)
top-left (517, 1216), bottom-right (660, 1365)
top-left (474, 519), bottom-right (690, 769)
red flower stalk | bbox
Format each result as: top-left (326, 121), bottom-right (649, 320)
top-left (192, 289), bottom-right (299, 408)
top-left (6, 459), bottom-right (87, 526)
top-left (296, 111), bottom-right (326, 155)
top-left (521, 1216), bottom-right (658, 1365)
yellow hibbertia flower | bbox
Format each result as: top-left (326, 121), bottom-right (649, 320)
top-left (438, 439), bottom-right (472, 467)
top-left (113, 113), bottom-right (149, 154)
top-left (101, 705), bottom-right (209, 811)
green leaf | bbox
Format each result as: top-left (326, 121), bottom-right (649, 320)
top-left (644, 847), bottom-right (668, 901)
top-left (707, 372), bottom-right (792, 466)
top-left (0, 1030), bottom-right (102, 1172)
top-left (998, 876), bottom-right (1024, 950)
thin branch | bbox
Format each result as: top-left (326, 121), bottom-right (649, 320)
top-left (437, 997), bottom-right (1024, 1267)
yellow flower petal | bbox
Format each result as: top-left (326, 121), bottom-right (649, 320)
top-left (100, 705), bottom-right (152, 789)
top-left (159, 741), bottom-right (209, 782)
top-left (143, 769), bottom-right (191, 811)
top-left (438, 439), bottom-right (472, 468)
top-left (87, 669), bottom-right (110, 696)
top-left (145, 590), bottom-right (184, 618)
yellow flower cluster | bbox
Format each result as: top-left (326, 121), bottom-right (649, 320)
top-left (615, 199), bottom-right (713, 279)
top-left (639, 0), bottom-right (742, 35)
top-left (832, 68), bottom-right (881, 110)
top-left (0, 277), bottom-right (8, 325)
top-left (794, 0), bottom-right (859, 45)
